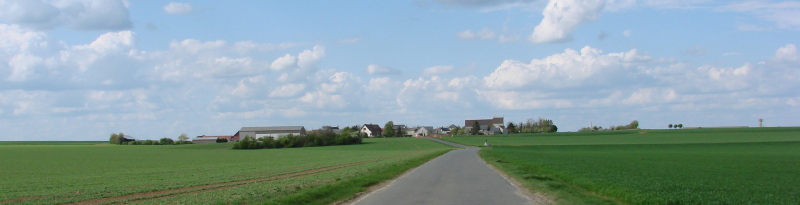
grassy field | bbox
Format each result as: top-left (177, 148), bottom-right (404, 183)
top-left (0, 138), bottom-right (455, 204)
top-left (442, 127), bottom-right (800, 204)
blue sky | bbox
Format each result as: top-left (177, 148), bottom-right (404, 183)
top-left (1, 0), bottom-right (798, 141)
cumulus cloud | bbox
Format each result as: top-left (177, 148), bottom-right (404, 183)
top-left (163, 2), bottom-right (194, 14)
top-left (0, 0), bottom-right (132, 31)
top-left (483, 46), bottom-right (655, 90)
top-left (529, 0), bottom-right (607, 44)
top-left (366, 64), bottom-right (402, 75)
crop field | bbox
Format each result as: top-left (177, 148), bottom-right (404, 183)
top-left (0, 138), bottom-right (454, 204)
top-left (444, 127), bottom-right (800, 146)
top-left (443, 127), bottom-right (800, 204)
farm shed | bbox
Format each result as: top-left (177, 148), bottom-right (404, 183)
top-left (121, 135), bottom-right (136, 143)
top-left (233, 126), bottom-right (306, 140)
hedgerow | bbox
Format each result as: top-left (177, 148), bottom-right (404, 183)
top-left (233, 130), bottom-right (364, 150)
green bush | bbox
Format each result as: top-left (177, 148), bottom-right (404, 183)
top-left (159, 138), bottom-right (174, 145)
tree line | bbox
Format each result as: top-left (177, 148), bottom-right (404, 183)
top-left (232, 127), bottom-right (364, 149)
top-left (509, 118), bottom-right (558, 133)
top-left (578, 120), bottom-right (639, 132)
top-left (109, 133), bottom-right (192, 145)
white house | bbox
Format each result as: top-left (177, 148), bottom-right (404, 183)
top-left (414, 126), bottom-right (434, 137)
top-left (361, 124), bottom-right (383, 137)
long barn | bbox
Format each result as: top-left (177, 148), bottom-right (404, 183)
top-left (233, 126), bottom-right (306, 140)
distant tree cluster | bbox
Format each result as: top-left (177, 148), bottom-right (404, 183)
top-left (109, 133), bottom-right (192, 145)
top-left (516, 118), bottom-right (558, 133)
top-left (109, 132), bottom-right (125, 145)
top-left (233, 127), bottom-right (364, 150)
top-left (668, 124), bottom-right (684, 129)
top-left (578, 120), bottom-right (640, 132)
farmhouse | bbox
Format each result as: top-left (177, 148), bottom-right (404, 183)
top-left (414, 126), bottom-right (434, 137)
top-left (434, 127), bottom-right (451, 134)
top-left (465, 116), bottom-right (507, 135)
top-left (233, 126), bottom-right (306, 140)
top-left (361, 124), bottom-right (383, 137)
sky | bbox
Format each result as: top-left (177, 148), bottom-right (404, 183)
top-left (0, 0), bottom-right (798, 141)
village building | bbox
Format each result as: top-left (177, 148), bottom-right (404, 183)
top-left (193, 135), bottom-right (234, 144)
top-left (360, 124), bottom-right (383, 137)
top-left (414, 126), bottom-right (434, 137)
top-left (233, 126), bottom-right (306, 140)
top-left (465, 116), bottom-right (507, 135)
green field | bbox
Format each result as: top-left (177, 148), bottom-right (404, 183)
top-left (446, 127), bottom-right (800, 146)
top-left (443, 127), bottom-right (800, 204)
top-left (0, 138), bottom-right (454, 204)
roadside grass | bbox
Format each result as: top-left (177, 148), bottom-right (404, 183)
top-left (442, 127), bottom-right (800, 146)
top-left (0, 138), bottom-right (454, 204)
top-left (483, 142), bottom-right (800, 204)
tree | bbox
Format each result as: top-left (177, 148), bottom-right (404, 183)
top-left (678, 124), bottom-right (683, 129)
top-left (109, 133), bottom-right (122, 145)
top-left (178, 133), bottom-right (189, 143)
top-left (383, 121), bottom-right (395, 137)
top-left (628, 120), bottom-right (639, 129)
top-left (668, 124), bottom-right (673, 129)
top-left (507, 122), bottom-right (516, 134)
top-left (471, 121), bottom-right (481, 135)
top-left (396, 125), bottom-right (404, 137)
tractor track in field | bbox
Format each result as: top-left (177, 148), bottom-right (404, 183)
top-left (52, 150), bottom-right (426, 205)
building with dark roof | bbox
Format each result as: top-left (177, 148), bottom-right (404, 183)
top-left (233, 126), bottom-right (306, 140)
top-left (361, 124), bottom-right (383, 137)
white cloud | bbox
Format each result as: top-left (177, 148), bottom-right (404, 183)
top-left (0, 0), bottom-right (134, 31)
top-left (484, 46), bottom-right (655, 90)
top-left (366, 64), bottom-right (402, 75)
top-left (270, 54), bottom-right (298, 71)
top-left (623, 29), bottom-right (632, 37)
top-left (529, 0), bottom-right (607, 44)
top-left (297, 46), bottom-right (325, 69)
top-left (163, 2), bottom-right (193, 14)
top-left (719, 1), bottom-right (800, 29)
top-left (269, 83), bottom-right (306, 98)
top-left (422, 65), bottom-right (455, 76)
top-left (0, 0), bottom-right (133, 30)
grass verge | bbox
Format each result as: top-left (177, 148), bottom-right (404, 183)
top-left (259, 149), bottom-right (454, 205)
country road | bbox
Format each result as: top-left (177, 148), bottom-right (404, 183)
top-left (350, 138), bottom-right (538, 205)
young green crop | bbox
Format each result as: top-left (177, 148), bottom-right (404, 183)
top-left (0, 138), bottom-right (454, 204)
top-left (484, 142), bottom-right (800, 204)
top-left (443, 127), bottom-right (800, 146)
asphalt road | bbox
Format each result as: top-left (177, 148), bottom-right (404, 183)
top-left (351, 138), bottom-right (534, 205)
